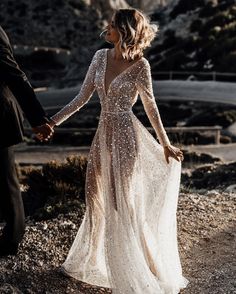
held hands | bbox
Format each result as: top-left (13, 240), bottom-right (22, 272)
top-left (164, 145), bottom-right (184, 164)
top-left (32, 123), bottom-right (54, 142)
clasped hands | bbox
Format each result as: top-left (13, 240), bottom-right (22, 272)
top-left (32, 121), bottom-right (55, 142)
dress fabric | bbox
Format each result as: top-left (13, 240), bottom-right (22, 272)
top-left (51, 48), bottom-right (189, 294)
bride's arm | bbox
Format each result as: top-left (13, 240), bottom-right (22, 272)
top-left (135, 59), bottom-right (171, 147)
top-left (50, 50), bottom-right (99, 127)
top-left (135, 59), bottom-right (184, 163)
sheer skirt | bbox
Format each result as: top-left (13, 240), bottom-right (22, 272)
top-left (61, 111), bottom-right (189, 294)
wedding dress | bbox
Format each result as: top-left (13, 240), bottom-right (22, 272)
top-left (51, 48), bottom-right (189, 294)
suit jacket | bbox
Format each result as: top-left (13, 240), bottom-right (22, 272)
top-left (0, 26), bottom-right (49, 148)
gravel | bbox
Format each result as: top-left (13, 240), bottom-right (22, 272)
top-left (0, 191), bottom-right (235, 294)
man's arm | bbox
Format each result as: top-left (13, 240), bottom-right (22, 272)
top-left (0, 38), bottom-right (48, 127)
top-left (0, 31), bottom-right (53, 140)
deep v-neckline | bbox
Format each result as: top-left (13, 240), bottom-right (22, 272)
top-left (103, 48), bottom-right (143, 96)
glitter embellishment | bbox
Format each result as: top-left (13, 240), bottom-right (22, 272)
top-left (50, 48), bottom-right (189, 294)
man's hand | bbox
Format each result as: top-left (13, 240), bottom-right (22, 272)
top-left (32, 123), bottom-right (54, 142)
top-left (164, 145), bottom-right (184, 164)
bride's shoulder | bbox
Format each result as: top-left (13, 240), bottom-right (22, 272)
top-left (91, 48), bottom-right (106, 64)
top-left (140, 57), bottom-right (150, 68)
top-left (94, 48), bottom-right (106, 57)
top-left (137, 57), bottom-right (151, 76)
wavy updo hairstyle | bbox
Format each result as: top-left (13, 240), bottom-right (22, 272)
top-left (113, 8), bottom-right (158, 60)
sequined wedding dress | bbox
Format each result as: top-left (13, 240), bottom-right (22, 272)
top-left (51, 48), bottom-right (189, 294)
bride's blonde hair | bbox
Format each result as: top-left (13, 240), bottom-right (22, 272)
top-left (113, 8), bottom-right (158, 60)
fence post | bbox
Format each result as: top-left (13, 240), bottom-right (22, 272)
top-left (212, 71), bottom-right (216, 81)
top-left (215, 129), bottom-right (220, 144)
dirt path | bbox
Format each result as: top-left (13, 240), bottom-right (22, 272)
top-left (15, 143), bottom-right (236, 165)
top-left (15, 145), bottom-right (90, 165)
top-left (177, 192), bottom-right (236, 294)
top-left (0, 191), bottom-right (235, 293)
top-left (182, 225), bottom-right (235, 294)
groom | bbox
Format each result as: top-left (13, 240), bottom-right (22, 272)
top-left (0, 25), bottom-right (53, 257)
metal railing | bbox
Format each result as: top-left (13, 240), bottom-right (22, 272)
top-left (152, 71), bottom-right (236, 82)
top-left (32, 71), bottom-right (236, 88)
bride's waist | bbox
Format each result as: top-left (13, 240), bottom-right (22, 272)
top-left (101, 110), bottom-right (133, 115)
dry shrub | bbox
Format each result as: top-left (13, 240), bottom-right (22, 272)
top-left (21, 155), bottom-right (87, 220)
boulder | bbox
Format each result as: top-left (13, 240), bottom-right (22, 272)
top-left (183, 161), bottom-right (236, 189)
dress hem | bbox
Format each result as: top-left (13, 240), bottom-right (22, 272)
top-left (59, 265), bottom-right (112, 288)
top-left (60, 265), bottom-right (190, 293)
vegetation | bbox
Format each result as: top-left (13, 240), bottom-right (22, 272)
top-left (150, 1), bottom-right (236, 74)
top-left (20, 156), bottom-right (87, 220)
top-left (15, 152), bottom-right (235, 223)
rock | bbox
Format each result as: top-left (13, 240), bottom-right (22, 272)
top-left (183, 150), bottom-right (222, 164)
top-left (225, 122), bottom-right (236, 142)
top-left (0, 0), bottom-right (103, 83)
top-left (14, 46), bottom-right (71, 87)
top-left (90, 0), bottom-right (128, 19)
top-left (182, 161), bottom-right (236, 190)
top-left (184, 108), bottom-right (236, 128)
top-left (225, 184), bottom-right (236, 193)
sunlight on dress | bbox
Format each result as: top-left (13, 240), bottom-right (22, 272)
top-left (51, 48), bottom-right (190, 294)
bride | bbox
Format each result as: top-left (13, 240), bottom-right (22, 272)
top-left (42, 8), bottom-right (189, 294)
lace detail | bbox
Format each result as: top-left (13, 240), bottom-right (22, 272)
top-left (51, 48), bottom-right (189, 294)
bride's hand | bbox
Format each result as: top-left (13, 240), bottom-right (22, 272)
top-left (32, 123), bottom-right (54, 142)
top-left (48, 118), bottom-right (56, 129)
top-left (163, 145), bottom-right (184, 164)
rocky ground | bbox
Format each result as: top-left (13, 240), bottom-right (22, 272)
top-left (0, 187), bottom-right (235, 293)
top-left (0, 1), bottom-right (235, 290)
top-left (3, 97), bottom-right (236, 293)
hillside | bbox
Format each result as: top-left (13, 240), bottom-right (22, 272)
top-left (148, 0), bottom-right (236, 74)
top-left (0, 0), bottom-right (235, 86)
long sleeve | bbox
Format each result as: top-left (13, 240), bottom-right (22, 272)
top-left (0, 30), bottom-right (48, 127)
top-left (135, 59), bottom-right (171, 147)
top-left (51, 50), bottom-right (99, 126)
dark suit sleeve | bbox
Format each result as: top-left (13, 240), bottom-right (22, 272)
top-left (0, 41), bottom-right (49, 127)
